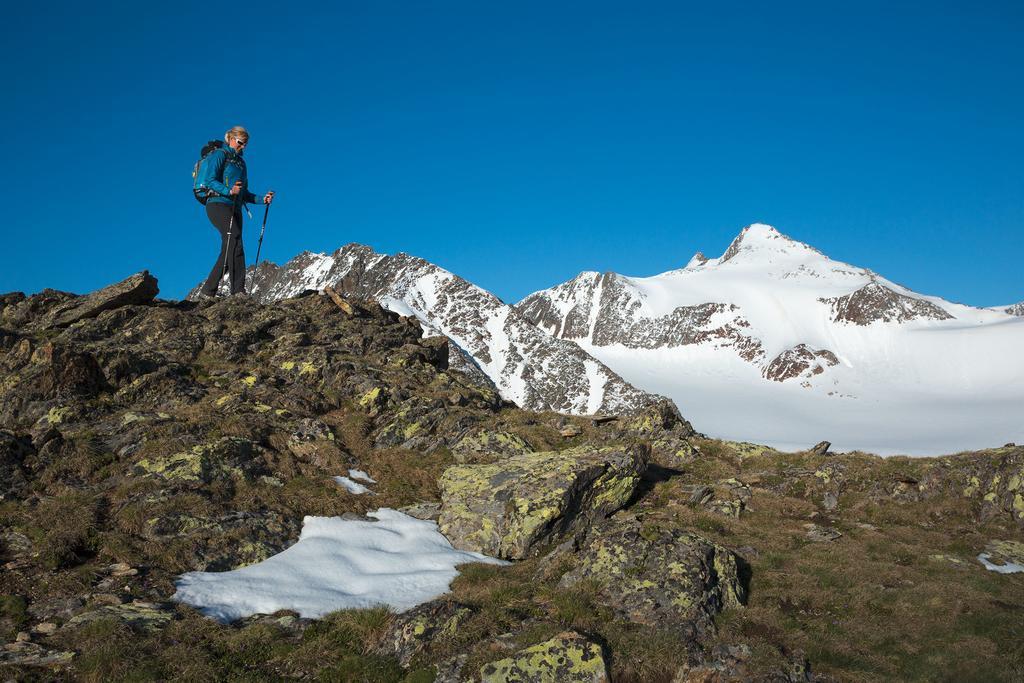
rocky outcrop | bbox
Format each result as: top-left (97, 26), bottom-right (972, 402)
top-left (32, 271), bottom-right (159, 330)
top-left (1004, 303), bottom-right (1024, 317)
top-left (559, 515), bottom-right (746, 637)
top-left (437, 446), bottom-right (648, 559)
top-left (377, 600), bottom-right (473, 667)
top-left (479, 631), bottom-right (609, 683)
top-left (820, 281), bottom-right (953, 325)
top-left (763, 344), bottom-right (839, 383)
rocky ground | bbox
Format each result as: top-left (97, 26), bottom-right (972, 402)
top-left (1, 273), bottom-right (1022, 682)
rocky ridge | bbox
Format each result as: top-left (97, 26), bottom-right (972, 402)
top-left (1, 273), bottom-right (1023, 681)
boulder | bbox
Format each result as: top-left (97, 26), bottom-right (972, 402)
top-left (559, 515), bottom-right (746, 637)
top-left (377, 600), bottom-right (472, 667)
top-left (438, 446), bottom-right (647, 559)
top-left (809, 441), bottom-right (831, 456)
top-left (42, 271), bottom-right (159, 329)
top-left (479, 631), bottom-right (608, 683)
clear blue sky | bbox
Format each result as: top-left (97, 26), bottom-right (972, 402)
top-left (2, 1), bottom-right (1021, 306)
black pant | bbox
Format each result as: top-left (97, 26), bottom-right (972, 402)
top-left (201, 202), bottom-right (245, 296)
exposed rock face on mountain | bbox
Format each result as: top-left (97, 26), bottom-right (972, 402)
top-left (819, 281), bottom-right (954, 325)
top-left (517, 273), bottom-right (764, 361)
top-left (762, 344), bottom-right (840, 383)
top-left (204, 245), bottom-right (665, 417)
top-left (1005, 302), bottom-right (1024, 316)
top-left (515, 223), bottom-right (1024, 454)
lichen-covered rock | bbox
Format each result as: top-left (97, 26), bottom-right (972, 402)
top-left (718, 441), bottom-right (778, 459)
top-left (64, 601), bottom-right (174, 633)
top-left (559, 515), bottom-right (746, 637)
top-left (624, 398), bottom-right (694, 437)
top-left (0, 640), bottom-right (75, 667)
top-left (134, 437), bottom-right (265, 484)
top-left (961, 448), bottom-right (1024, 525)
top-left (479, 631), bottom-right (608, 683)
top-left (438, 445), bottom-right (648, 559)
top-left (377, 600), bottom-right (472, 667)
top-left (452, 430), bottom-right (534, 461)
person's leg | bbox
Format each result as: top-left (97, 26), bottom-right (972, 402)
top-left (228, 209), bottom-right (246, 294)
top-left (201, 203), bottom-right (233, 296)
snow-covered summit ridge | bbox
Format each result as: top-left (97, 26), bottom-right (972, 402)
top-left (715, 223), bottom-right (826, 266)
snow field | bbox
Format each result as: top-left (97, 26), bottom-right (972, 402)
top-left (173, 509), bottom-right (507, 623)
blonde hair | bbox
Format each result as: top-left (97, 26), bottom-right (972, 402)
top-left (225, 125), bottom-right (250, 143)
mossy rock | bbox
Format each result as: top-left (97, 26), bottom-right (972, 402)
top-left (719, 440), bottom-right (778, 459)
top-left (452, 430), bottom-right (534, 460)
top-left (559, 515), bottom-right (746, 637)
top-left (479, 631), bottom-right (608, 682)
top-left (377, 600), bottom-right (472, 667)
top-left (133, 437), bottom-right (263, 484)
top-left (438, 445), bottom-right (648, 560)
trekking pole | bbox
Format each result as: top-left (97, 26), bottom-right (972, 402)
top-left (254, 196), bottom-right (271, 266)
top-left (220, 191), bottom-right (239, 295)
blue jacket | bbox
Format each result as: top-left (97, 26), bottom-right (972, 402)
top-left (197, 146), bottom-right (260, 207)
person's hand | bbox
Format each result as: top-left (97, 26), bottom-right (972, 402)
top-left (230, 181), bottom-right (243, 196)
top-left (263, 191), bottom-right (275, 204)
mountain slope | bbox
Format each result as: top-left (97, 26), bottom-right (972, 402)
top-left (516, 224), bottom-right (1024, 454)
top-left (232, 244), bottom-right (664, 416)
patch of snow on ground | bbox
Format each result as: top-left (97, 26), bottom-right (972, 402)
top-left (978, 553), bottom-right (1024, 574)
top-left (334, 476), bottom-right (373, 495)
top-left (173, 509), bottom-right (508, 622)
top-left (348, 469), bottom-right (376, 483)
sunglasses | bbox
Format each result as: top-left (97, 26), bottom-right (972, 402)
top-left (234, 138), bottom-right (248, 145)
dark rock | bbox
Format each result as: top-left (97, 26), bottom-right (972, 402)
top-left (26, 596), bottom-right (85, 623)
top-left (559, 515), bottom-right (746, 637)
top-left (398, 502), bottom-right (441, 521)
top-left (42, 271), bottom-right (159, 329)
top-left (763, 345), bottom-right (839, 383)
top-left (0, 431), bottom-right (32, 499)
top-left (809, 441), bottom-right (831, 456)
top-left (819, 281), bottom-right (953, 325)
top-left (377, 600), bottom-right (472, 667)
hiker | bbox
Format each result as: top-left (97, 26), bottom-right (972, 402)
top-left (196, 126), bottom-right (274, 297)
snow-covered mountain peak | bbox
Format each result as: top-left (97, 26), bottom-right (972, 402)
top-left (717, 223), bottom-right (825, 266)
top-left (515, 223), bottom-right (1024, 454)
top-left (684, 251), bottom-right (709, 269)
